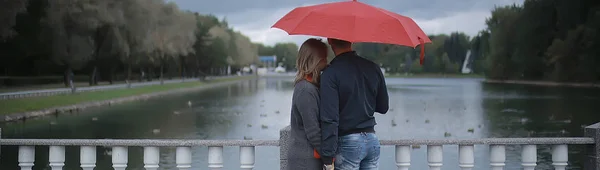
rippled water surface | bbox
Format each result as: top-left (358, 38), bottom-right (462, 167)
top-left (1, 77), bottom-right (600, 170)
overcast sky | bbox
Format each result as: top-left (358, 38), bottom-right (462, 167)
top-left (171, 0), bottom-right (523, 46)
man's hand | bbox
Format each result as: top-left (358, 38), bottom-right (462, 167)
top-left (323, 164), bottom-right (334, 170)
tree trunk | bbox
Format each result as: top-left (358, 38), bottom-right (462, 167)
top-left (146, 67), bottom-right (152, 81)
top-left (160, 64), bottom-right (164, 85)
top-left (64, 67), bottom-right (75, 93)
top-left (182, 65), bottom-right (186, 80)
top-left (89, 66), bottom-right (98, 86)
top-left (126, 64), bottom-right (132, 88)
top-left (63, 69), bottom-right (69, 87)
top-left (89, 26), bottom-right (110, 86)
top-left (195, 56), bottom-right (200, 78)
top-left (108, 66), bottom-right (116, 84)
top-left (180, 57), bottom-right (186, 81)
top-left (139, 68), bottom-right (144, 82)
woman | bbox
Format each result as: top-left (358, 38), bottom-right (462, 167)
top-left (288, 38), bottom-right (329, 170)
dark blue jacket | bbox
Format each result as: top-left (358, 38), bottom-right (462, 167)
top-left (319, 51), bottom-right (389, 165)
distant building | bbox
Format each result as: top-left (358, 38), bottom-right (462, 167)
top-left (259, 56), bottom-right (277, 69)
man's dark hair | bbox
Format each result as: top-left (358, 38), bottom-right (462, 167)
top-left (328, 38), bottom-right (352, 49)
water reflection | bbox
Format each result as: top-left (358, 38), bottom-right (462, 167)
top-left (482, 83), bottom-right (600, 169)
top-left (376, 78), bottom-right (488, 169)
top-left (0, 78), bottom-right (599, 170)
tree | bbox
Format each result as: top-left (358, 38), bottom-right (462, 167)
top-left (201, 37), bottom-right (228, 71)
top-left (144, 1), bottom-right (196, 83)
top-left (257, 44), bottom-right (274, 56)
top-left (0, 0), bottom-right (28, 40)
top-left (478, 0), bottom-right (600, 82)
top-left (272, 43), bottom-right (298, 69)
top-left (45, 0), bottom-right (110, 88)
top-left (469, 31), bottom-right (490, 74)
top-left (485, 5), bottom-right (522, 80)
top-left (443, 32), bottom-right (470, 70)
top-left (510, 0), bottom-right (556, 80)
top-left (1, 0), bottom-right (304, 88)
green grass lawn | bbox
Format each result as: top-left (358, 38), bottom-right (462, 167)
top-left (0, 76), bottom-right (253, 115)
top-left (0, 81), bottom-right (126, 93)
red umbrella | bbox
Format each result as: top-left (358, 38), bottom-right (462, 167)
top-left (272, 0), bottom-right (432, 65)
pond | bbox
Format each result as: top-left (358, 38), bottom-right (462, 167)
top-left (1, 77), bottom-right (599, 170)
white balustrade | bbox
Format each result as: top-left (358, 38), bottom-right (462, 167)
top-left (144, 147), bottom-right (160, 170)
top-left (240, 146), bottom-right (255, 170)
top-left (427, 145), bottom-right (443, 170)
top-left (1, 140), bottom-right (580, 170)
top-left (80, 146), bottom-right (96, 170)
top-left (49, 146), bottom-right (65, 170)
top-left (176, 147), bottom-right (192, 170)
top-left (552, 145), bottom-right (568, 170)
top-left (18, 146), bottom-right (35, 170)
top-left (112, 146), bottom-right (128, 170)
top-left (208, 146), bottom-right (224, 170)
top-left (458, 145), bottom-right (474, 170)
top-left (490, 145), bottom-right (506, 170)
top-left (521, 145), bottom-right (537, 170)
top-left (395, 145), bottom-right (411, 170)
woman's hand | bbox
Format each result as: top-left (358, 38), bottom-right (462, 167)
top-left (323, 164), bottom-right (334, 170)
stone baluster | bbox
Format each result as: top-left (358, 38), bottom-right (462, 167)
top-left (49, 146), bottom-right (65, 170)
top-left (395, 145), bottom-right (411, 170)
top-left (18, 146), bottom-right (35, 170)
top-left (459, 145), bottom-right (474, 170)
top-left (584, 122), bottom-right (600, 170)
top-left (80, 146), bottom-right (96, 170)
top-left (112, 146), bottom-right (128, 170)
top-left (490, 145), bottom-right (505, 170)
top-left (208, 146), bottom-right (224, 170)
top-left (552, 145), bottom-right (568, 170)
top-left (521, 145), bottom-right (537, 170)
top-left (176, 147), bottom-right (192, 170)
top-left (427, 145), bottom-right (443, 170)
top-left (0, 128), bottom-right (2, 161)
top-left (280, 126), bottom-right (291, 170)
top-left (144, 147), bottom-right (160, 170)
top-left (240, 146), bottom-right (255, 170)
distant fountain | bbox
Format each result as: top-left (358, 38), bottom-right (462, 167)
top-left (461, 50), bottom-right (472, 74)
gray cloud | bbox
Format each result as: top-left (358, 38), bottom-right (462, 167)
top-left (170, 0), bottom-right (524, 46)
top-left (173, 0), bottom-right (522, 19)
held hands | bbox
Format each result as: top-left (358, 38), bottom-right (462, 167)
top-left (323, 164), bottom-right (334, 170)
top-left (323, 157), bottom-right (335, 170)
top-left (315, 150), bottom-right (334, 170)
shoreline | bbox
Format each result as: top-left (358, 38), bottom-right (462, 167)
top-left (0, 76), bottom-right (255, 123)
top-left (484, 79), bottom-right (600, 88)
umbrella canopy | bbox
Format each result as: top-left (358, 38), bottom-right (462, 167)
top-left (272, 0), bottom-right (432, 64)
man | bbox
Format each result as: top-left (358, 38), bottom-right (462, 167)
top-left (320, 38), bottom-right (389, 170)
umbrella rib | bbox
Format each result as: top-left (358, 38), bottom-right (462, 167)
top-left (372, 7), bottom-right (418, 48)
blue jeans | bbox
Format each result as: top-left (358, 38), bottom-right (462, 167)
top-left (334, 132), bottom-right (380, 170)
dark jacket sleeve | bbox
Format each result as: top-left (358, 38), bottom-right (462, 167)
top-left (375, 66), bottom-right (389, 114)
top-left (295, 88), bottom-right (322, 152)
top-left (319, 70), bottom-right (339, 165)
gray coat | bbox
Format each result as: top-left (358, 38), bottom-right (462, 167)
top-left (288, 80), bottom-right (323, 170)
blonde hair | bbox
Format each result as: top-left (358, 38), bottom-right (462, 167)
top-left (295, 38), bottom-right (327, 86)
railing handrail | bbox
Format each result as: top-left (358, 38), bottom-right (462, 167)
top-left (379, 137), bottom-right (594, 145)
top-left (0, 139), bottom-right (280, 147)
top-left (0, 137), bottom-right (593, 147)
